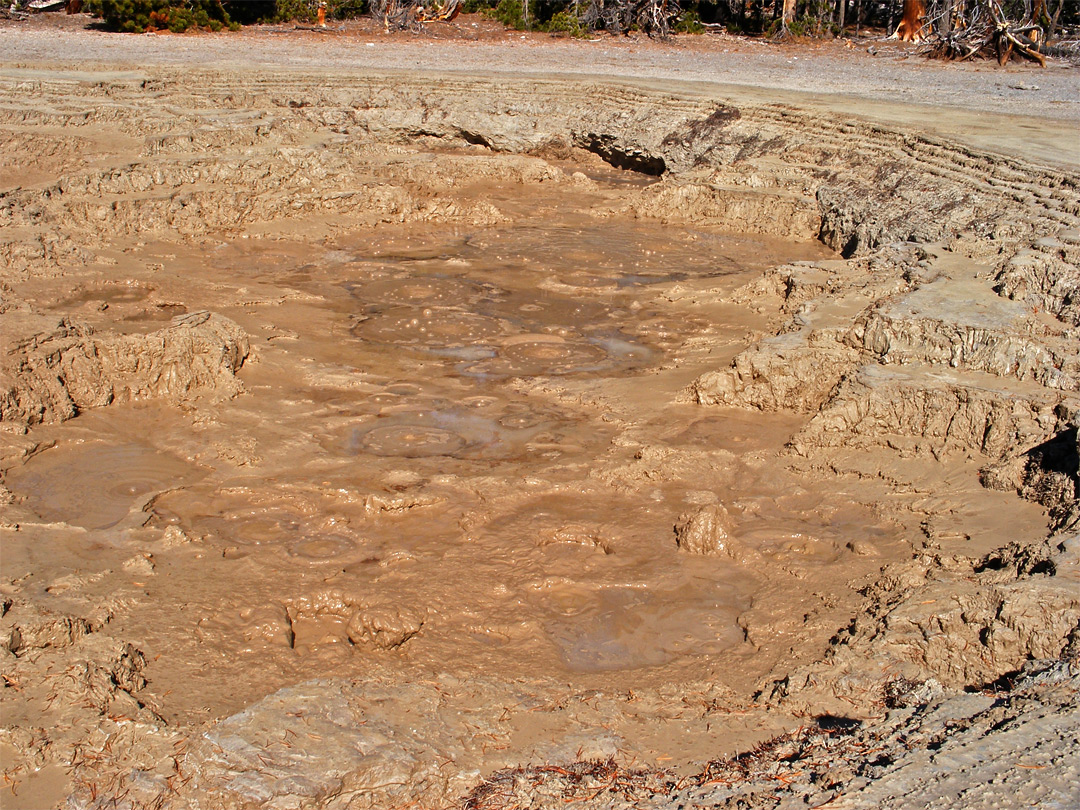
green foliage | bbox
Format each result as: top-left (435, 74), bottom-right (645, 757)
top-left (222, 0), bottom-right (280, 25)
top-left (95, 0), bottom-right (232, 32)
top-left (541, 8), bottom-right (588, 35)
top-left (92, 0), bottom-right (366, 30)
top-left (272, 0), bottom-right (368, 23)
top-left (461, 0), bottom-right (496, 11)
top-left (786, 14), bottom-right (838, 37)
top-left (673, 9), bottom-right (704, 33)
top-left (272, 0), bottom-right (369, 23)
top-left (486, 0), bottom-right (526, 28)
top-left (272, 0), bottom-right (319, 22)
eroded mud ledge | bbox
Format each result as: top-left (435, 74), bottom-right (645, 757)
top-left (1, 67), bottom-right (1078, 809)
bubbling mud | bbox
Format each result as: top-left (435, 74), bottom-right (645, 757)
top-left (357, 423), bottom-right (469, 457)
top-left (4, 205), bottom-right (851, 703)
top-left (346, 276), bottom-right (490, 307)
top-left (350, 306), bottom-right (508, 348)
top-left (470, 336), bottom-right (613, 376)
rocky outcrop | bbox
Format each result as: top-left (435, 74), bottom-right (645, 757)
top-left (614, 181), bottom-right (821, 238)
top-left (572, 131), bottom-right (666, 175)
top-left (674, 504), bottom-right (746, 558)
top-left (726, 263), bottom-right (841, 316)
top-left (467, 659), bottom-right (1079, 809)
top-left (692, 244), bottom-right (1078, 470)
top-left (0, 310), bottom-right (249, 426)
top-left (817, 177), bottom-right (985, 258)
top-left (0, 148), bottom-right (510, 249)
top-left (4, 71), bottom-right (1076, 280)
top-left (1, 599), bottom-right (111, 658)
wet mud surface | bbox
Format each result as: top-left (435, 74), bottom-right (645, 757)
top-left (1, 58), bottom-right (1078, 810)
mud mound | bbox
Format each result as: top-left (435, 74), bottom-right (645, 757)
top-left (0, 310), bottom-right (249, 425)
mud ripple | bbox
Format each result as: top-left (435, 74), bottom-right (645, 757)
top-left (286, 535), bottom-right (359, 561)
top-left (465, 336), bottom-right (618, 376)
top-left (6, 442), bottom-right (203, 530)
top-left (149, 487), bottom-right (339, 552)
top-left (357, 424), bottom-right (467, 458)
top-left (60, 282), bottom-right (152, 309)
top-left (532, 582), bottom-right (745, 672)
top-left (330, 403), bottom-right (562, 461)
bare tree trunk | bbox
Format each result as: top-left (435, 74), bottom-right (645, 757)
top-left (893, 0), bottom-right (926, 40)
top-left (1029, 0), bottom-right (1045, 40)
top-left (1047, 0), bottom-right (1064, 40)
top-left (782, 0), bottom-right (796, 26)
top-left (837, 0), bottom-right (846, 28)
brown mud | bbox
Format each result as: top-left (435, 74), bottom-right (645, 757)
top-left (0, 35), bottom-right (1078, 810)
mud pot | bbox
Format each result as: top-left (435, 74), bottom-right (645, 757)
top-left (1, 66), bottom-right (1078, 810)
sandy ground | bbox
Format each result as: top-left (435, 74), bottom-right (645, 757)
top-left (1, 14), bottom-right (1079, 810)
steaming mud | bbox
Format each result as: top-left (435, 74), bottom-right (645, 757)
top-left (1, 65), bottom-right (1077, 810)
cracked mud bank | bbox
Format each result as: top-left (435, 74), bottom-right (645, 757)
top-left (0, 57), bottom-right (1078, 810)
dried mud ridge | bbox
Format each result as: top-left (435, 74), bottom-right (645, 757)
top-left (0, 67), bottom-right (1078, 809)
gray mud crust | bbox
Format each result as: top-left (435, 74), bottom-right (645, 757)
top-left (1, 52), bottom-right (1078, 810)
